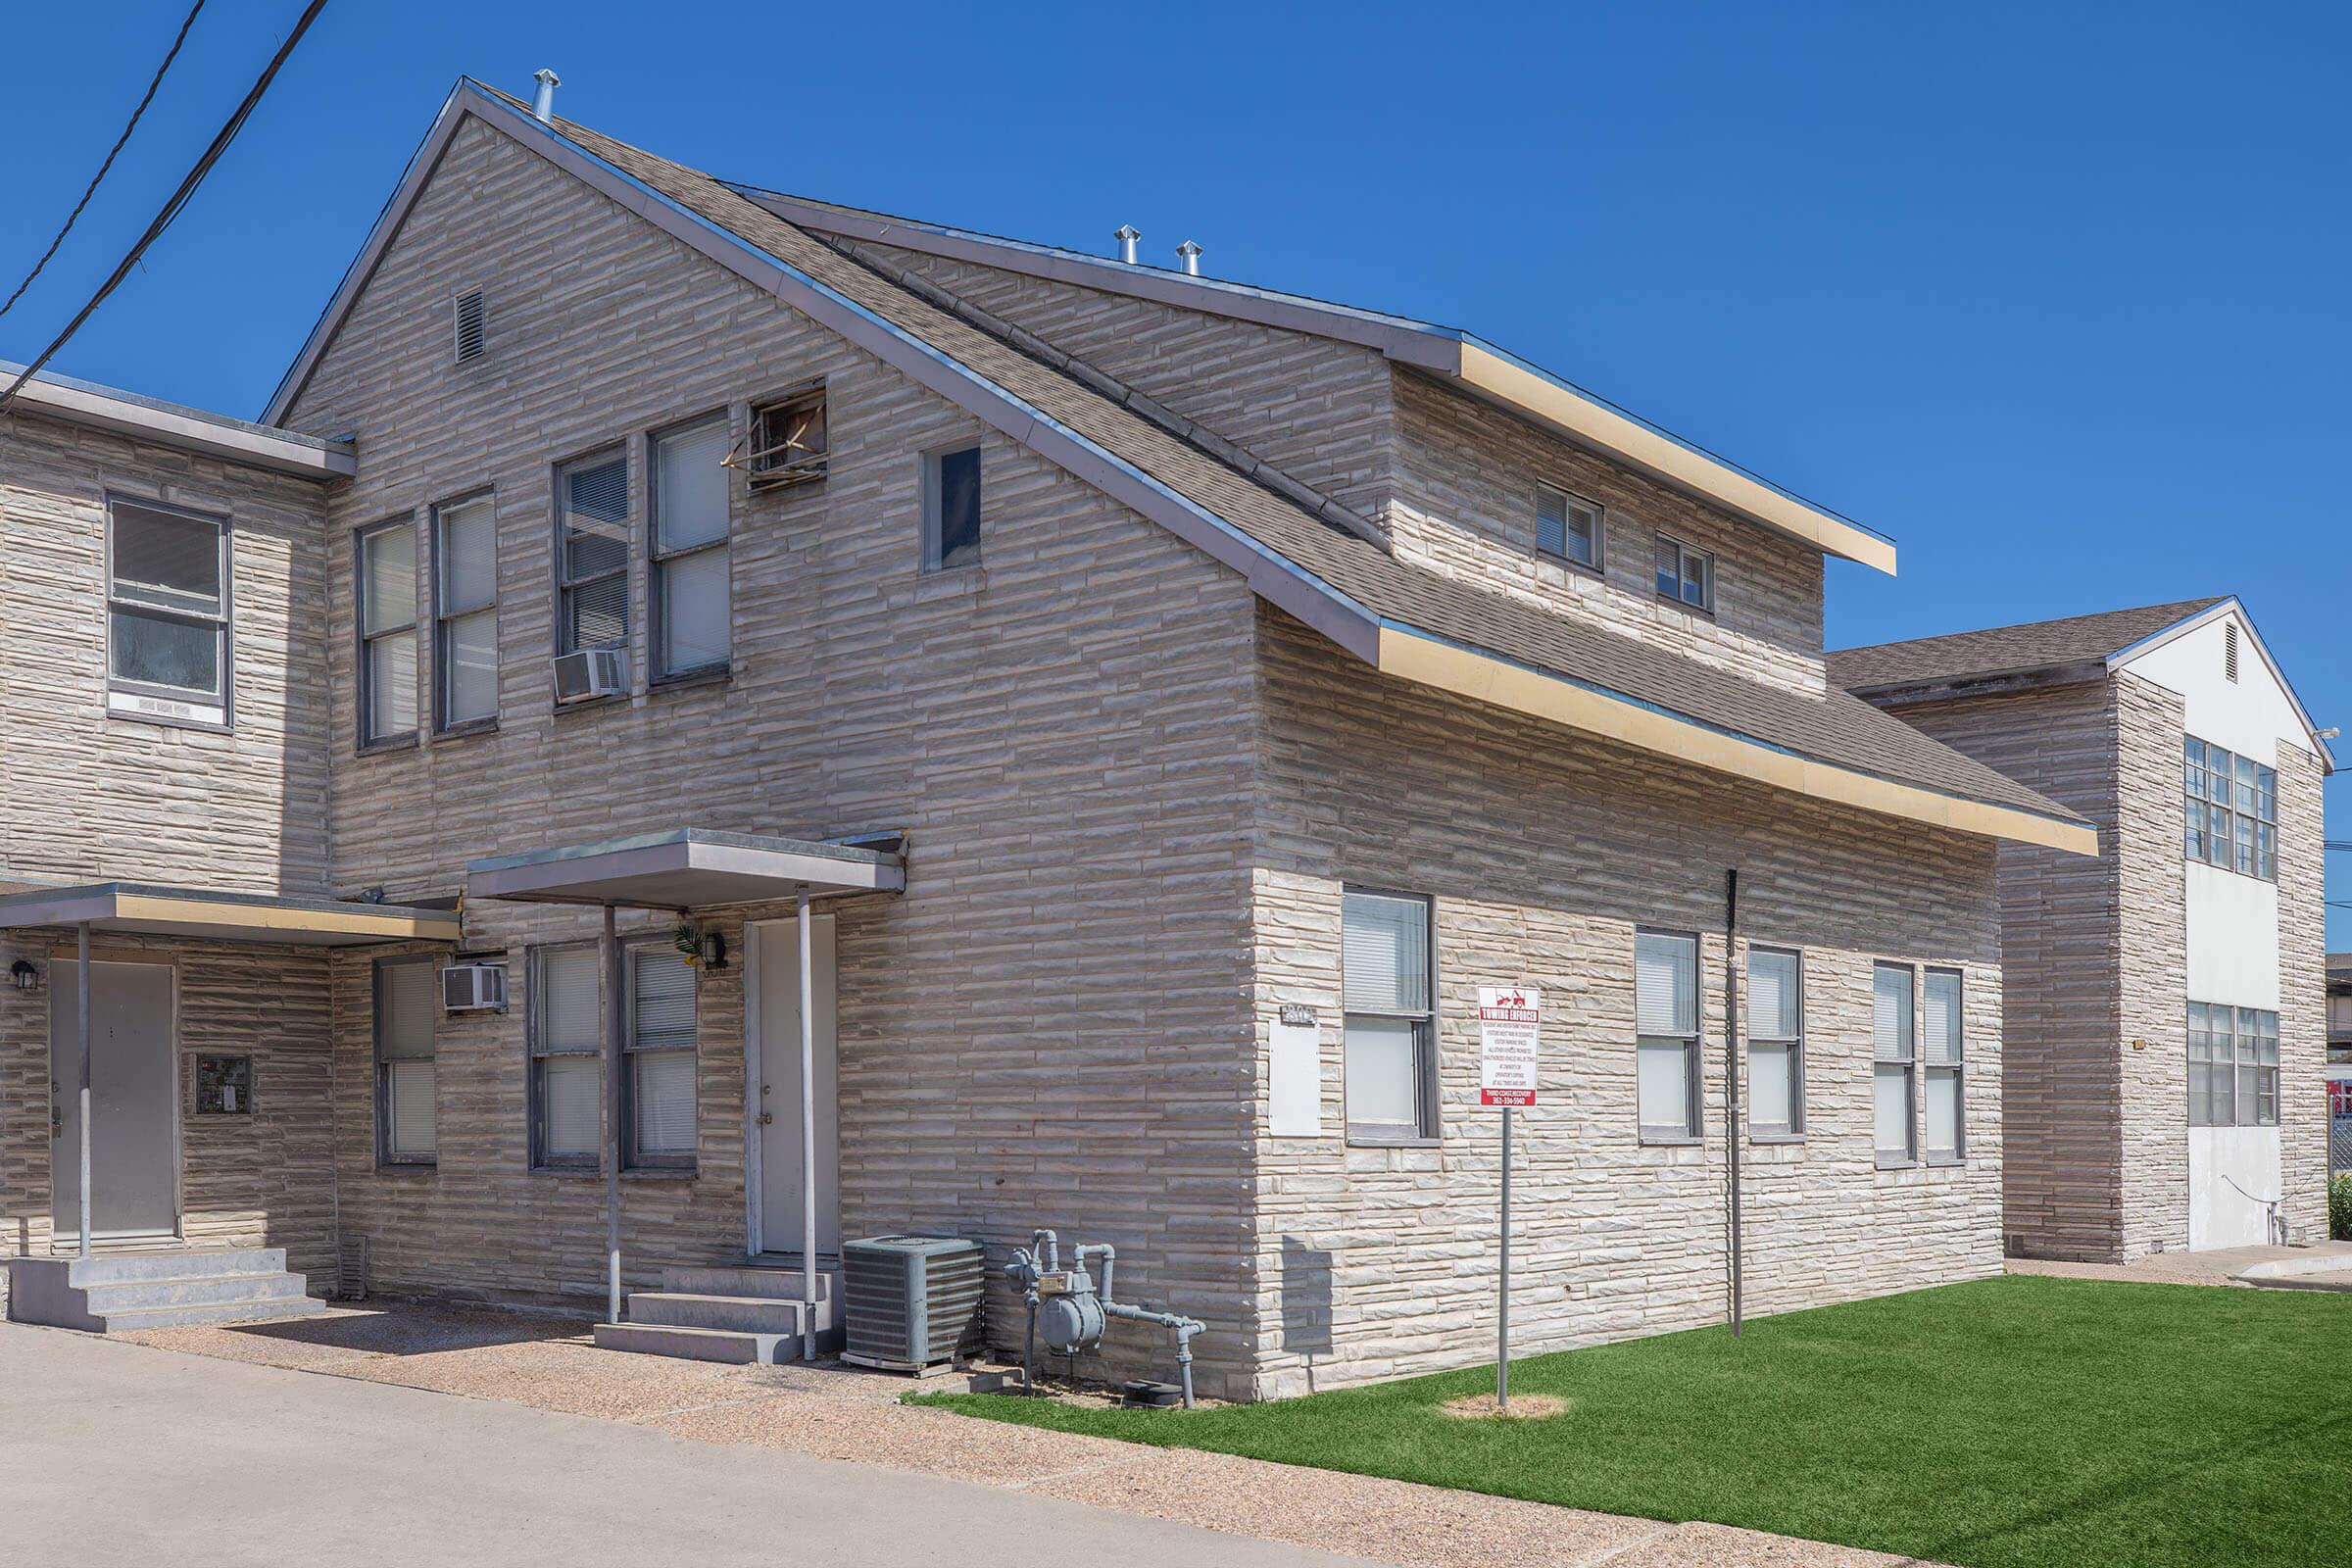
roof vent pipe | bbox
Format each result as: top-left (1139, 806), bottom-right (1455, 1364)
top-left (1175, 240), bottom-right (1202, 276)
top-left (1113, 224), bottom-right (1141, 265)
top-left (531, 68), bottom-right (561, 122)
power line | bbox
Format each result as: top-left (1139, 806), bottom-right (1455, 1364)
top-left (0, 1), bottom-right (207, 322)
top-left (0, 0), bottom-right (328, 410)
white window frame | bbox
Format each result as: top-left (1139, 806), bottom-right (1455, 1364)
top-left (529, 942), bottom-right (602, 1171)
top-left (1653, 533), bottom-right (1715, 612)
top-left (105, 494), bottom-right (233, 729)
top-left (373, 956), bottom-right (438, 1167)
top-left (1745, 945), bottom-right (1804, 1141)
top-left (923, 443), bottom-right (983, 572)
top-left (622, 939), bottom-right (698, 1171)
top-left (1535, 482), bottom-right (1601, 571)
top-left (2183, 737), bottom-right (2278, 882)
top-left (1342, 889), bottom-right (1439, 1145)
top-left (1924, 966), bottom-right (1966, 1164)
top-left (649, 414), bottom-right (733, 682)
top-left (1873, 961), bottom-right (1917, 1168)
top-left (555, 447), bottom-right (631, 658)
top-left (357, 516), bottom-right (420, 749)
top-left (431, 490), bottom-right (499, 733)
top-left (1637, 928), bottom-right (1703, 1145)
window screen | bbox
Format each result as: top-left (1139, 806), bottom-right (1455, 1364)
top-left (434, 495), bottom-right (498, 727)
top-left (1637, 931), bottom-right (1700, 1140)
top-left (653, 419), bottom-right (731, 676)
top-left (108, 498), bottom-right (229, 706)
top-left (559, 452), bottom-right (629, 654)
top-left (1343, 892), bottom-right (1435, 1140)
top-left (360, 521), bottom-right (419, 743)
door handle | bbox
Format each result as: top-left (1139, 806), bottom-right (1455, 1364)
top-left (757, 1112), bottom-right (774, 1126)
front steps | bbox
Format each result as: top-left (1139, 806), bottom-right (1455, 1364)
top-left (4, 1248), bottom-right (325, 1333)
top-left (593, 1261), bottom-right (840, 1365)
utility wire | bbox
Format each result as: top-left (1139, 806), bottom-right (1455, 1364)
top-left (0, 1), bottom-right (207, 322)
top-left (0, 0), bottom-right (327, 410)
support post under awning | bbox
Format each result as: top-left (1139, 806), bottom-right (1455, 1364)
top-left (76, 921), bottom-right (90, 1261)
top-left (798, 885), bottom-right (817, 1360)
top-left (603, 903), bottom-right (622, 1324)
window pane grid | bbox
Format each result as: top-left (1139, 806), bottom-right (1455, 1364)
top-left (1873, 964), bottom-right (1916, 1162)
top-left (531, 944), bottom-right (602, 1169)
top-left (374, 958), bottom-right (437, 1164)
top-left (434, 496), bottom-right (499, 728)
top-left (624, 944), bottom-right (697, 1166)
top-left (558, 453), bottom-right (629, 653)
top-left (2183, 737), bottom-right (2278, 881)
top-left (2187, 1003), bottom-right (2280, 1126)
top-left (1639, 931), bottom-right (1701, 1139)
top-left (109, 500), bottom-right (228, 702)
top-left (1745, 947), bottom-right (1801, 1137)
top-left (1535, 483), bottom-right (1598, 567)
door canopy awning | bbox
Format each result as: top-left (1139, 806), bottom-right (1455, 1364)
top-left (465, 828), bottom-right (905, 909)
top-left (0, 882), bottom-right (462, 947)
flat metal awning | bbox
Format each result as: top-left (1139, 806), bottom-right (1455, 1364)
top-left (0, 882), bottom-right (461, 947)
top-left (465, 828), bottom-right (904, 909)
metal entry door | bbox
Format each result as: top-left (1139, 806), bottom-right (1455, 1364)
top-left (754, 917), bottom-right (840, 1258)
top-left (50, 960), bottom-right (179, 1243)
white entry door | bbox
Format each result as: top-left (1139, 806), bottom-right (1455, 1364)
top-left (51, 959), bottom-right (180, 1244)
top-left (751, 916), bottom-right (840, 1258)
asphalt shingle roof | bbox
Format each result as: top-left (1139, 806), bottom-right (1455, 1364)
top-left (506, 91), bottom-right (2083, 831)
top-left (1828, 600), bottom-right (2226, 694)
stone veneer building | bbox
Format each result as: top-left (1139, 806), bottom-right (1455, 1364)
top-left (1833, 601), bottom-right (2332, 1258)
top-left (0, 74), bottom-right (2171, 1398)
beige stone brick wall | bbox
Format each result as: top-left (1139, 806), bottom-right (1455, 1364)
top-left (2276, 744), bottom-right (2328, 1241)
top-left (2112, 674), bottom-right (2190, 1258)
top-left (0, 413), bottom-right (331, 896)
top-left (282, 118), bottom-right (1268, 1393)
top-left (1245, 611), bottom-right (2002, 1396)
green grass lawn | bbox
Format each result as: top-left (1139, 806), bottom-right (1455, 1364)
top-left (915, 1276), bottom-right (2349, 1568)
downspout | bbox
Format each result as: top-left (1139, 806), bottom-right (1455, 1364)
top-left (76, 921), bottom-right (91, 1260)
top-left (603, 903), bottom-right (623, 1323)
top-left (798, 884), bottom-right (817, 1359)
top-left (1724, 869), bottom-right (1742, 1337)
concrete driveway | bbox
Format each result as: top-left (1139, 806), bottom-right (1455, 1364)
top-left (0, 1323), bottom-right (1372, 1568)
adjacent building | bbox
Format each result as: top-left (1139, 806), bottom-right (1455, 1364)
top-left (1833, 601), bottom-right (2332, 1257)
top-left (10, 72), bottom-right (2266, 1399)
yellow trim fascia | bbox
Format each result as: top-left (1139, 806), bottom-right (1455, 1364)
top-left (109, 895), bottom-right (463, 943)
top-left (1453, 343), bottom-right (1899, 577)
top-left (1376, 627), bottom-right (2099, 857)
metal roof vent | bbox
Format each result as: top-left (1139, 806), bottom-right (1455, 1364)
top-left (2225, 620), bottom-right (2239, 683)
top-left (1112, 224), bottom-right (1141, 265)
top-left (452, 289), bottom-right (486, 364)
top-left (1175, 240), bottom-right (1202, 276)
top-left (531, 67), bottom-right (561, 122)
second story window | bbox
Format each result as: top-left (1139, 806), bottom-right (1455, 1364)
top-left (558, 450), bottom-right (629, 657)
top-left (107, 496), bottom-right (230, 725)
top-left (1536, 483), bottom-right (1600, 569)
top-left (1654, 534), bottom-right (1714, 612)
top-left (924, 444), bottom-right (982, 571)
top-left (2184, 738), bottom-right (2277, 880)
top-left (433, 494), bottom-right (498, 730)
top-left (652, 417), bottom-right (732, 679)
top-left (747, 384), bottom-right (827, 490)
top-left (358, 519), bottom-right (419, 746)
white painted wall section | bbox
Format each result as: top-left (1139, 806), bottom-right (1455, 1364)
top-left (2186, 1126), bottom-right (2282, 1249)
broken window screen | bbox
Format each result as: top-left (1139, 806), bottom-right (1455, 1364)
top-left (750, 388), bottom-right (827, 486)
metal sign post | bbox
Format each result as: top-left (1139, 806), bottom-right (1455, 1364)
top-left (1477, 985), bottom-right (1541, 1412)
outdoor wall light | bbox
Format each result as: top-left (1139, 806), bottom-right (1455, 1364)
top-left (10, 959), bottom-right (41, 994)
top-left (698, 931), bottom-right (729, 970)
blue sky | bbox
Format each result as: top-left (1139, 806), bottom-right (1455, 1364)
top-left (7, 2), bottom-right (2345, 933)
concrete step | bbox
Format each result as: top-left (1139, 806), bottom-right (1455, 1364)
top-left (627, 1291), bottom-right (810, 1335)
top-left (96, 1292), bottom-right (326, 1333)
top-left (593, 1321), bottom-right (798, 1364)
top-left (662, 1263), bottom-right (837, 1305)
top-left (69, 1248), bottom-right (287, 1287)
top-left (83, 1270), bottom-right (310, 1313)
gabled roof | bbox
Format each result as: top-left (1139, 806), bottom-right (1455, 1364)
top-left (2, 362), bottom-right (352, 479)
top-left (731, 186), bottom-right (1898, 576)
top-left (1829, 599), bottom-right (2229, 694)
top-left (260, 80), bottom-right (2092, 856)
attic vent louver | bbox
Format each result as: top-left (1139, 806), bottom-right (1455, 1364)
top-left (453, 289), bottom-right (486, 365)
top-left (2225, 620), bottom-right (2239, 683)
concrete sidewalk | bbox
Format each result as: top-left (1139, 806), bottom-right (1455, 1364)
top-left (2006, 1241), bottom-right (2352, 1288)
top-left (81, 1302), bottom-right (1918, 1568)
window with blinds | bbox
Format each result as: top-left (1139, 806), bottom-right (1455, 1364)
top-left (1873, 962), bottom-right (1916, 1165)
top-left (358, 519), bottom-right (419, 745)
top-left (1924, 968), bottom-right (1965, 1161)
top-left (530, 944), bottom-right (602, 1168)
top-left (652, 417), bottom-right (732, 678)
top-left (1636, 930), bottom-right (1700, 1141)
top-left (107, 496), bottom-right (231, 716)
top-left (1535, 482), bottom-right (1600, 569)
top-left (626, 944), bottom-right (698, 1167)
top-left (1745, 947), bottom-right (1802, 1138)
top-left (1342, 890), bottom-right (1435, 1141)
top-left (433, 493), bottom-right (498, 729)
top-left (374, 957), bottom-right (438, 1164)
top-left (558, 451), bottom-right (629, 656)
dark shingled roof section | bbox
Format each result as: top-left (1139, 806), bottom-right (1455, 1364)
top-left (506, 92), bottom-right (2084, 831)
top-left (1829, 599), bottom-right (2227, 694)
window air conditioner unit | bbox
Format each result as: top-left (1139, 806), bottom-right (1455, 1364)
top-left (442, 962), bottom-right (508, 1012)
top-left (552, 647), bottom-right (627, 704)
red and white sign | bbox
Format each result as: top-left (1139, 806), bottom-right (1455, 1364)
top-left (1478, 986), bottom-right (1542, 1106)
